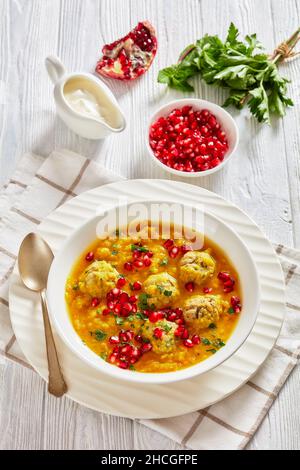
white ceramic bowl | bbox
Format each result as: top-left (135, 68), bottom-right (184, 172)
top-left (146, 98), bottom-right (239, 177)
top-left (47, 200), bottom-right (259, 384)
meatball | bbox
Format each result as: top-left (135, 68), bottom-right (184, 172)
top-left (183, 294), bottom-right (228, 329)
top-left (78, 260), bottom-right (119, 298)
top-left (141, 319), bottom-right (177, 354)
top-left (180, 251), bottom-right (216, 285)
top-left (143, 272), bottom-right (180, 308)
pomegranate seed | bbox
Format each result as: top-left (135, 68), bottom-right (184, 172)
top-left (132, 281), bottom-right (142, 291)
top-left (192, 334), bottom-right (201, 345)
top-left (85, 251), bottom-right (94, 261)
top-left (107, 300), bottom-right (115, 310)
top-left (183, 339), bottom-right (194, 348)
top-left (224, 279), bottom-right (235, 287)
top-left (117, 277), bottom-right (126, 288)
top-left (112, 287), bottom-right (120, 297)
top-left (119, 292), bottom-right (129, 303)
top-left (147, 251), bottom-right (154, 258)
top-left (149, 311), bottom-right (165, 323)
top-left (143, 257), bottom-right (152, 267)
top-left (124, 262), bottom-right (133, 271)
top-left (231, 296), bottom-right (241, 306)
top-left (181, 244), bottom-right (192, 254)
top-left (181, 328), bottom-right (189, 339)
top-left (109, 335), bottom-right (120, 345)
top-left (185, 282), bottom-right (195, 292)
top-left (153, 327), bottom-right (164, 339)
top-left (118, 361), bottom-right (129, 369)
top-left (109, 353), bottom-right (118, 364)
top-left (102, 308), bottom-right (111, 316)
top-left (135, 334), bottom-right (143, 343)
top-left (132, 250), bottom-right (142, 259)
top-left (168, 312), bottom-right (177, 322)
top-left (149, 106), bottom-right (228, 173)
top-left (129, 295), bottom-right (138, 303)
top-left (203, 287), bottom-right (212, 293)
top-left (141, 342), bottom-right (152, 353)
top-left (126, 330), bottom-right (135, 341)
top-left (120, 344), bottom-right (133, 355)
top-left (218, 271), bottom-right (231, 281)
top-left (91, 297), bottom-right (100, 308)
top-left (169, 246), bottom-right (179, 258)
top-left (131, 304), bottom-right (137, 313)
top-left (176, 318), bottom-right (184, 325)
top-left (224, 286), bottom-right (234, 293)
top-left (133, 259), bottom-right (144, 268)
top-left (123, 302), bottom-right (133, 312)
top-left (119, 331), bottom-right (128, 342)
top-left (114, 303), bottom-right (122, 314)
top-left (175, 325), bottom-right (184, 337)
top-left (163, 239), bottom-right (174, 249)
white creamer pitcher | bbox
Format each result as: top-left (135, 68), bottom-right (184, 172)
top-left (45, 55), bottom-right (126, 139)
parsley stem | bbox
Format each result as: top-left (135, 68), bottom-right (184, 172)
top-left (272, 27), bottom-right (300, 64)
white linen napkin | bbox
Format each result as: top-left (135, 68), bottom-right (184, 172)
top-left (0, 149), bottom-right (299, 450)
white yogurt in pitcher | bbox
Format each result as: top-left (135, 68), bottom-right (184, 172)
top-left (63, 76), bottom-right (120, 128)
top-left (64, 88), bottom-right (106, 122)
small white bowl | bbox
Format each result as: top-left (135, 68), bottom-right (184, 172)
top-left (47, 200), bottom-right (260, 385)
top-left (146, 98), bottom-right (239, 177)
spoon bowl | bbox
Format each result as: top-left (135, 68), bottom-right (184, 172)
top-left (18, 233), bottom-right (53, 291)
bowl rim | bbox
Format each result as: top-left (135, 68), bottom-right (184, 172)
top-left (146, 98), bottom-right (239, 177)
top-left (47, 199), bottom-right (260, 385)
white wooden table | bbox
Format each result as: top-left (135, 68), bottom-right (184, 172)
top-left (0, 0), bottom-right (299, 450)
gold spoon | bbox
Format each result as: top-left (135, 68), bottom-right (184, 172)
top-left (18, 232), bottom-right (67, 397)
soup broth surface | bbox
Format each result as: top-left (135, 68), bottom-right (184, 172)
top-left (65, 225), bottom-right (241, 373)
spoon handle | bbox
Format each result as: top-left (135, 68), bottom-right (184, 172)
top-left (40, 289), bottom-right (67, 397)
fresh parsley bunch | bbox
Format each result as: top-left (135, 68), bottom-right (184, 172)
top-left (158, 23), bottom-right (299, 124)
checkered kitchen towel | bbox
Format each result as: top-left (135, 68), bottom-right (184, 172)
top-left (0, 149), bottom-right (299, 450)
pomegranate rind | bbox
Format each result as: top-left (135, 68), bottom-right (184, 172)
top-left (95, 21), bottom-right (157, 81)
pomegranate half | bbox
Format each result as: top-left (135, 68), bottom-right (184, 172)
top-left (95, 21), bottom-right (157, 81)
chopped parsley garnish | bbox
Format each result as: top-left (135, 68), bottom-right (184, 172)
top-left (209, 323), bottom-right (217, 329)
top-left (93, 329), bottom-right (107, 341)
top-left (164, 290), bottom-right (173, 297)
top-left (157, 285), bottom-right (164, 293)
top-left (228, 307), bottom-right (235, 314)
top-left (129, 364), bottom-right (136, 371)
top-left (111, 250), bottom-right (118, 255)
top-left (163, 324), bottom-right (172, 333)
top-left (202, 338), bottom-right (211, 345)
top-left (159, 258), bottom-right (168, 266)
top-left (72, 284), bottom-right (79, 290)
top-left (115, 316), bottom-right (124, 326)
top-left (207, 348), bottom-right (217, 354)
top-left (136, 311), bottom-right (148, 320)
top-left (138, 293), bottom-right (150, 310)
top-left (213, 338), bottom-right (225, 348)
top-left (131, 244), bottom-right (149, 253)
top-left (100, 352), bottom-right (108, 361)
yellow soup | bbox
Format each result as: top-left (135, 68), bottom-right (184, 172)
top-left (65, 227), bottom-right (242, 373)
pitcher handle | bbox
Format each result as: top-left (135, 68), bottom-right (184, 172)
top-left (45, 55), bottom-right (66, 84)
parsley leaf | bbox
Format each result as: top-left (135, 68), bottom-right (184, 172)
top-left (163, 290), bottom-right (173, 297)
top-left (93, 330), bottom-right (107, 341)
top-left (158, 23), bottom-right (294, 123)
top-left (131, 244), bottom-right (149, 253)
top-left (202, 338), bottom-right (211, 345)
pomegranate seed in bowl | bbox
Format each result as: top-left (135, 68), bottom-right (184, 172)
top-left (147, 99), bottom-right (239, 176)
